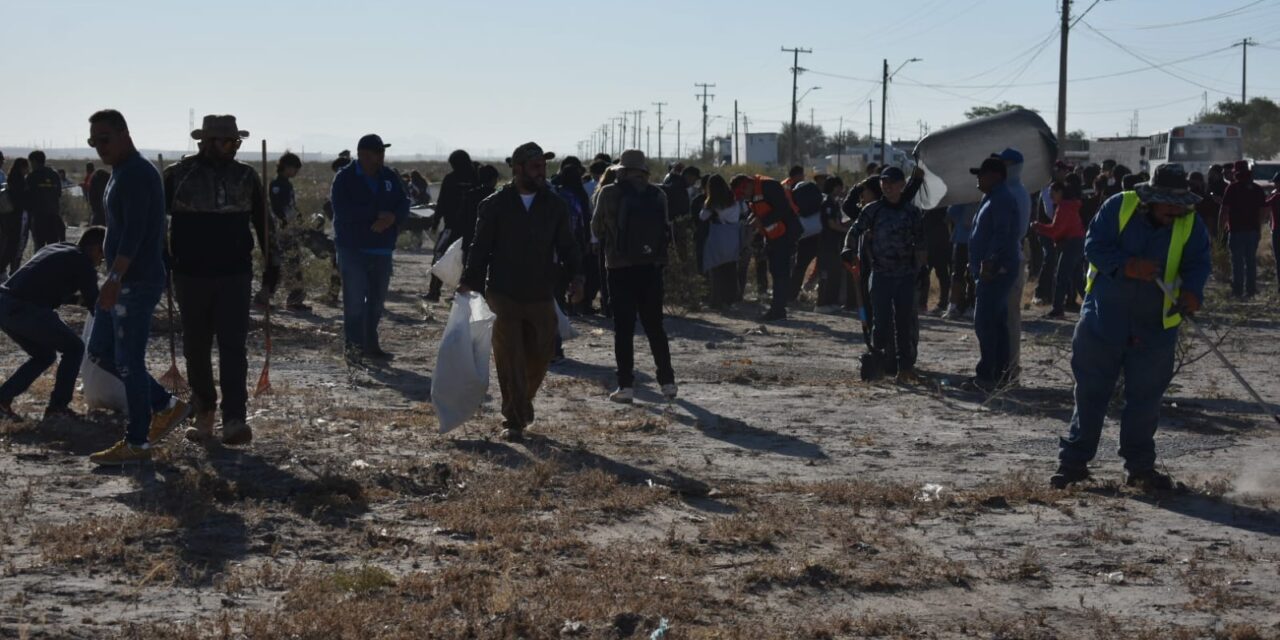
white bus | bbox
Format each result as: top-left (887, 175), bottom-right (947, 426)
top-left (1147, 123), bottom-right (1244, 176)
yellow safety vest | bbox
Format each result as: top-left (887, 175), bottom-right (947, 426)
top-left (1084, 191), bottom-right (1195, 330)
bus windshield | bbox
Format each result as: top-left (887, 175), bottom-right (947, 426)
top-left (1169, 137), bottom-right (1243, 162)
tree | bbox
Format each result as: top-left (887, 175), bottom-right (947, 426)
top-left (1067, 129), bottom-right (1087, 141)
top-left (1196, 97), bottom-right (1280, 160)
top-left (964, 102), bottom-right (1038, 120)
top-left (776, 122), bottom-right (827, 164)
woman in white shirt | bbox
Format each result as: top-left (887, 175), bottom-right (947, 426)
top-left (699, 174), bottom-right (744, 309)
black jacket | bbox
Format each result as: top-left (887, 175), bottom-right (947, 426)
top-left (3, 173), bottom-right (26, 216)
top-left (88, 169), bottom-right (111, 225)
top-left (461, 184), bottom-right (582, 303)
top-left (164, 153), bottom-right (266, 277)
top-left (24, 166), bottom-right (62, 219)
top-left (0, 242), bottom-right (98, 309)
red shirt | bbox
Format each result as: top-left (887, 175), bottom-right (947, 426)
top-left (1032, 199), bottom-right (1084, 242)
top-left (1221, 180), bottom-right (1266, 232)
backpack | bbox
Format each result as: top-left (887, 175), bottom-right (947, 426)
top-left (617, 181), bottom-right (668, 262)
top-left (791, 181), bottom-right (823, 217)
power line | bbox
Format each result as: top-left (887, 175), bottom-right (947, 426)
top-left (1096, 0), bottom-right (1270, 31)
top-left (1081, 21), bottom-right (1236, 95)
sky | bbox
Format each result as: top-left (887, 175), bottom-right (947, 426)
top-left (2, 0), bottom-right (1279, 160)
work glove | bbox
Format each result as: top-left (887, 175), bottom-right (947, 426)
top-left (1123, 258), bottom-right (1160, 282)
top-left (1176, 291), bottom-right (1201, 316)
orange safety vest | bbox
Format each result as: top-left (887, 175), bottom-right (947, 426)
top-left (750, 176), bottom-right (798, 240)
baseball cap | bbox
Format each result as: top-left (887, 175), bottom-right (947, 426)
top-left (879, 166), bottom-right (905, 182)
top-left (511, 142), bottom-right (555, 165)
top-left (970, 157), bottom-right (1008, 176)
top-left (357, 134), bottom-right (390, 151)
top-left (997, 147), bottom-right (1024, 164)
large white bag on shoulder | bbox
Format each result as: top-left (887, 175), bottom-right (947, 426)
top-left (78, 314), bottom-right (128, 412)
top-left (432, 292), bottom-right (496, 433)
top-left (428, 239), bottom-right (465, 289)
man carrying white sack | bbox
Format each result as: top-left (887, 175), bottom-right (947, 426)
top-left (458, 142), bottom-right (583, 442)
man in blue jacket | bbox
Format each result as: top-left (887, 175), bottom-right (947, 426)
top-left (997, 148), bottom-right (1032, 384)
top-left (1052, 164), bottom-right (1211, 491)
top-left (966, 157), bottom-right (1021, 391)
top-left (330, 134), bottom-right (410, 365)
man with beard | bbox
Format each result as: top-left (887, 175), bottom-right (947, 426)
top-left (459, 142), bottom-right (583, 442)
top-left (166, 115), bottom-right (269, 446)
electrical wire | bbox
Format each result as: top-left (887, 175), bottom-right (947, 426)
top-left (1081, 21), bottom-right (1237, 95)
top-left (1094, 0), bottom-right (1272, 31)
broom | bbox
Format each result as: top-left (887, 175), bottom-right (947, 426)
top-left (255, 140), bottom-right (273, 396)
top-left (156, 153), bottom-right (188, 392)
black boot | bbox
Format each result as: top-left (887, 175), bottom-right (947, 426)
top-left (1050, 464), bottom-right (1091, 489)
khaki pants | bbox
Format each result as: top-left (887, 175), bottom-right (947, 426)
top-left (486, 291), bottom-right (557, 428)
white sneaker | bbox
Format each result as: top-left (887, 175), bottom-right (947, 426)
top-left (660, 383), bottom-right (678, 400)
top-left (609, 387), bottom-right (634, 404)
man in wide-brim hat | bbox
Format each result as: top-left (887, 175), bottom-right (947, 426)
top-left (166, 113), bottom-right (270, 447)
top-left (1052, 163), bottom-right (1212, 492)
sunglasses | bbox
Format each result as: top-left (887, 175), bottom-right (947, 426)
top-left (87, 134), bottom-right (114, 148)
top-left (211, 138), bottom-right (243, 148)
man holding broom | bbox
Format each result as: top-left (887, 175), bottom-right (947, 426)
top-left (165, 115), bottom-right (268, 446)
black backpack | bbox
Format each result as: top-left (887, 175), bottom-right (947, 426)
top-left (617, 181), bottom-right (669, 262)
top-left (791, 181), bottom-right (823, 217)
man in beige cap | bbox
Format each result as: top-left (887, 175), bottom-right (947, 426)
top-left (592, 149), bottom-right (676, 404)
top-left (165, 115), bottom-right (269, 446)
top-left (459, 142), bottom-right (583, 441)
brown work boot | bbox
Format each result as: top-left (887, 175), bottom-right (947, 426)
top-left (221, 419), bottom-right (253, 446)
top-left (184, 411), bottom-right (216, 443)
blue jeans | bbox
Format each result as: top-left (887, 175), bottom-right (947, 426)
top-left (86, 281), bottom-right (172, 445)
top-left (1229, 229), bottom-right (1260, 296)
top-left (974, 270), bottom-right (1016, 383)
top-left (1051, 237), bottom-right (1084, 312)
top-left (337, 247), bottom-right (393, 350)
top-left (1058, 322), bottom-right (1175, 472)
top-left (869, 272), bottom-right (917, 372)
top-left (0, 294), bottom-right (83, 409)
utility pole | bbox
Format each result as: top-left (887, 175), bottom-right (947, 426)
top-left (810, 108), bottom-right (815, 128)
top-left (1057, 0), bottom-right (1069, 160)
top-left (652, 101), bottom-right (667, 162)
top-left (782, 46), bottom-right (813, 167)
top-left (868, 100), bottom-right (873, 140)
top-left (677, 120), bottom-right (682, 160)
top-left (881, 59), bottom-right (888, 166)
top-left (634, 110), bottom-right (645, 148)
top-left (695, 82), bottom-right (716, 160)
top-left (1234, 37), bottom-right (1256, 103)
top-left (837, 116), bottom-right (843, 173)
top-left (733, 100), bottom-right (739, 165)
top-left (646, 127), bottom-right (651, 158)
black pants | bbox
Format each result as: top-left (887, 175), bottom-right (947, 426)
top-left (708, 261), bottom-right (738, 308)
top-left (175, 272), bottom-right (251, 422)
top-left (766, 237), bottom-right (795, 313)
top-left (0, 213), bottom-right (22, 278)
top-left (816, 241), bottom-right (850, 307)
top-left (790, 235), bottom-right (820, 302)
top-left (29, 213), bottom-right (65, 251)
top-left (608, 264), bottom-right (674, 389)
top-left (917, 242), bottom-right (951, 310)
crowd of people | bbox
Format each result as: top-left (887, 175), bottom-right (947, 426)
top-left (0, 109), bottom-right (1276, 489)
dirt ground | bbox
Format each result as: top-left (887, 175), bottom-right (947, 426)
top-left (2, 237), bottom-right (1279, 639)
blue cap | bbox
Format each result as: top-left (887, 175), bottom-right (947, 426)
top-left (879, 166), bottom-right (905, 182)
top-left (997, 147), bottom-right (1024, 164)
top-left (357, 134), bottom-right (391, 151)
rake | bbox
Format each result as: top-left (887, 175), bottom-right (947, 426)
top-left (255, 140), bottom-right (273, 397)
top-left (156, 153), bottom-right (187, 392)
top-left (1154, 278), bottom-right (1279, 428)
